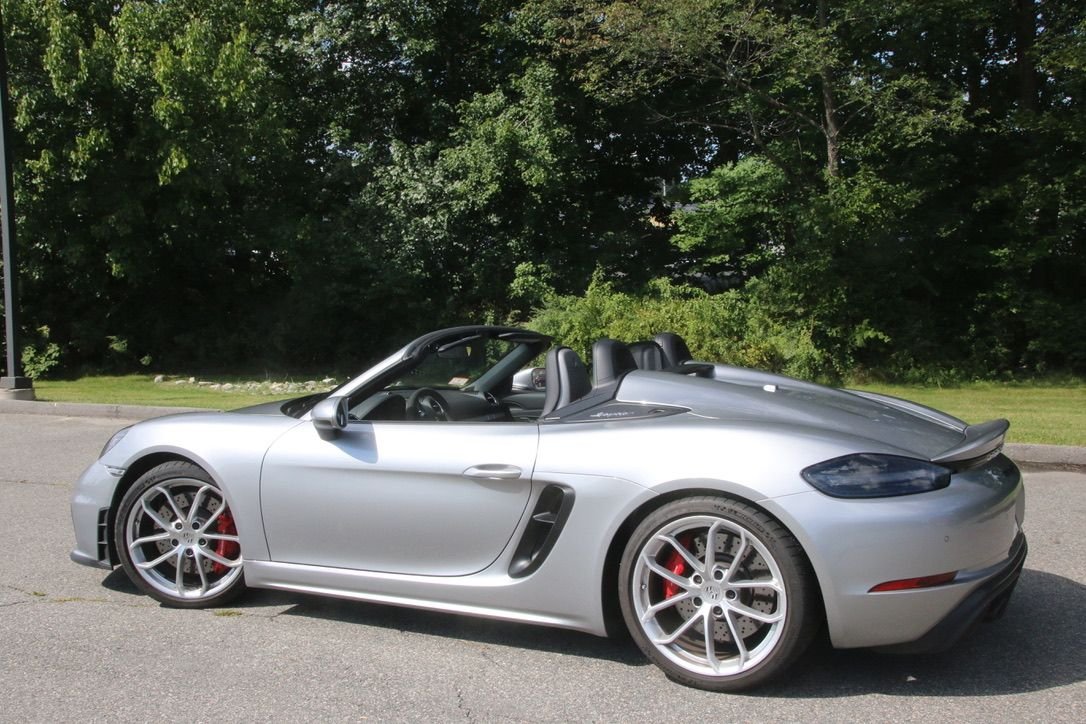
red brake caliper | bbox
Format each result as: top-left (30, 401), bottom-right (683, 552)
top-left (210, 509), bottom-right (239, 575)
top-left (663, 534), bottom-right (693, 598)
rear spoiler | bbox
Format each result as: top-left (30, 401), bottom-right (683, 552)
top-left (931, 419), bottom-right (1009, 467)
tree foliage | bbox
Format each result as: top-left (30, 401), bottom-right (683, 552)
top-left (0, 0), bottom-right (1083, 379)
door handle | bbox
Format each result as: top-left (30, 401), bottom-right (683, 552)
top-left (462, 464), bottom-right (523, 480)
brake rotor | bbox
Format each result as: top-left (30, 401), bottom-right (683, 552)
top-left (670, 529), bottom-right (775, 642)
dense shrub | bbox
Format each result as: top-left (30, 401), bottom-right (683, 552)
top-left (528, 272), bottom-right (887, 383)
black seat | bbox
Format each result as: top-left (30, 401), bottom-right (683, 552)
top-left (628, 340), bottom-right (668, 370)
top-left (591, 338), bottom-right (638, 387)
top-left (540, 346), bottom-right (591, 417)
top-left (654, 332), bottom-right (693, 367)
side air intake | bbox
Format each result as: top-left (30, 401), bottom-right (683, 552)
top-left (508, 484), bottom-right (574, 578)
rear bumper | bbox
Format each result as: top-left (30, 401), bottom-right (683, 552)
top-left (876, 532), bottom-right (1027, 654)
top-left (765, 453), bottom-right (1025, 649)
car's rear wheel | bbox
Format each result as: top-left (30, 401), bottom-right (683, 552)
top-left (619, 496), bottom-right (817, 691)
top-left (115, 461), bottom-right (246, 607)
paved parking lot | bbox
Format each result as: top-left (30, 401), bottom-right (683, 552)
top-left (1, 412), bottom-right (1084, 722)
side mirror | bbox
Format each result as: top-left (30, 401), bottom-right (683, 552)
top-left (311, 396), bottom-right (349, 439)
top-left (512, 366), bottom-right (546, 391)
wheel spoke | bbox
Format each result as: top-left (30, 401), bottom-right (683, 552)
top-left (139, 498), bottom-right (172, 531)
top-left (193, 550), bottom-right (209, 595)
top-left (155, 485), bottom-right (187, 522)
top-left (724, 528), bottom-right (749, 581)
top-left (703, 520), bottom-right (722, 570)
top-left (724, 610), bottom-right (749, 669)
top-left (656, 534), bottom-right (703, 573)
top-left (202, 500), bottom-right (226, 529)
top-left (651, 609), bottom-right (702, 645)
top-left (728, 600), bottom-right (783, 624)
top-left (130, 531), bottom-right (171, 548)
top-left (174, 550), bottom-right (185, 592)
top-left (729, 577), bottom-right (783, 593)
top-left (136, 545), bottom-right (180, 569)
top-left (645, 559), bottom-right (693, 590)
top-left (201, 548), bottom-right (242, 569)
top-left (201, 532), bottom-right (239, 543)
top-left (640, 590), bottom-right (695, 623)
top-left (187, 485), bottom-right (213, 523)
top-left (703, 610), bottom-right (721, 674)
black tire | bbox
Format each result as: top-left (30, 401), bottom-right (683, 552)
top-left (115, 460), bottom-right (246, 608)
top-left (618, 496), bottom-right (818, 691)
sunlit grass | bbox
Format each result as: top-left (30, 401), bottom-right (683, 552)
top-left (852, 381), bottom-right (1086, 446)
top-left (33, 375), bottom-right (293, 410)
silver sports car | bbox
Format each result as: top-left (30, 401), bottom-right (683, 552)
top-left (70, 325), bottom-right (1026, 691)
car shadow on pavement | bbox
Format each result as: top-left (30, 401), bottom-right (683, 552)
top-left (101, 566), bottom-right (1084, 694)
top-left (270, 591), bottom-right (649, 667)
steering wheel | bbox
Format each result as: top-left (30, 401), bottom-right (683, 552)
top-left (406, 387), bottom-right (452, 421)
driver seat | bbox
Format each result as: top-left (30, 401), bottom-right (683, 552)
top-left (540, 346), bottom-right (591, 418)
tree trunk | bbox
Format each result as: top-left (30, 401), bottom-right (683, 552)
top-left (817, 0), bottom-right (840, 178)
top-left (1015, 0), bottom-right (1038, 113)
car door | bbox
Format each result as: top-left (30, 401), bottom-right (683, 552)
top-left (259, 419), bottom-right (538, 576)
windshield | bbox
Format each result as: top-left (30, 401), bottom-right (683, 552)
top-left (385, 337), bottom-right (519, 391)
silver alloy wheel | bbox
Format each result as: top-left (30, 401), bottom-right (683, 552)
top-left (631, 514), bottom-right (787, 678)
top-left (123, 477), bottom-right (242, 600)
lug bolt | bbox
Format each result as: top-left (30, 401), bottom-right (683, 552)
top-left (725, 590), bottom-right (737, 600)
top-left (713, 606), bottom-right (724, 617)
top-left (185, 549), bottom-right (194, 557)
top-left (171, 539), bottom-right (179, 547)
top-left (173, 521), bottom-right (183, 530)
top-left (192, 522), bottom-right (200, 530)
top-left (693, 597), bottom-right (703, 607)
top-left (713, 569), bottom-right (725, 581)
top-left (198, 539), bottom-right (207, 547)
top-left (692, 574), bottom-right (703, 585)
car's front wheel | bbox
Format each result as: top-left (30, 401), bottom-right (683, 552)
top-left (115, 461), bottom-right (246, 607)
top-left (619, 496), bottom-right (818, 691)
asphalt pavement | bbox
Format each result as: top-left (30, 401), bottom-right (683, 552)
top-left (1, 411), bottom-right (1084, 722)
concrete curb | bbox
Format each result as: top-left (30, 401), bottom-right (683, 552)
top-left (1004, 443), bottom-right (1086, 470)
top-left (0, 399), bottom-right (211, 420)
top-left (1, 398), bottom-right (1083, 470)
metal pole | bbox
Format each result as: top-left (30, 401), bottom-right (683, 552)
top-left (0, 7), bottom-right (32, 394)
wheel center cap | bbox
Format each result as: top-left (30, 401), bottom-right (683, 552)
top-left (180, 530), bottom-right (196, 545)
top-left (702, 583), bottom-right (723, 603)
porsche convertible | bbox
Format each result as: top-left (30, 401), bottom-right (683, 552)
top-left (70, 325), bottom-right (1026, 691)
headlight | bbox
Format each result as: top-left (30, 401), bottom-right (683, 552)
top-left (801, 453), bottom-right (951, 498)
top-left (100, 426), bottom-right (131, 459)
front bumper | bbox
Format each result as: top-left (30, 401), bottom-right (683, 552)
top-left (70, 461), bottom-right (124, 569)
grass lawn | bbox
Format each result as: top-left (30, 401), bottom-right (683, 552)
top-left (33, 375), bottom-right (304, 411)
top-left (852, 381), bottom-right (1086, 447)
top-left (29, 375), bottom-right (1084, 447)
